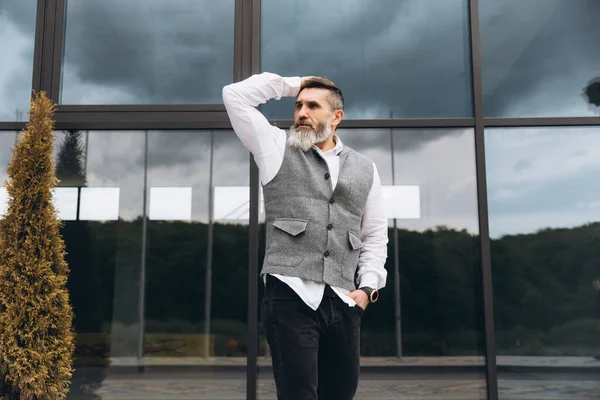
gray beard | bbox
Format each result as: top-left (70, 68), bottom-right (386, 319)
top-left (287, 123), bottom-right (332, 152)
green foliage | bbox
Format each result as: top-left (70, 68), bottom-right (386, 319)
top-left (0, 92), bottom-right (75, 399)
top-left (47, 203), bottom-right (600, 379)
top-left (63, 219), bottom-right (600, 360)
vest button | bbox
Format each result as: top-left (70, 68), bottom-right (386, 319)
top-left (327, 223), bottom-right (333, 230)
top-left (329, 197), bottom-right (335, 204)
top-left (324, 172), bottom-right (330, 180)
top-left (324, 250), bottom-right (330, 258)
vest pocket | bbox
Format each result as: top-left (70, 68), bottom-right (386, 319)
top-left (266, 218), bottom-right (308, 267)
top-left (272, 218), bottom-right (308, 236)
top-left (342, 229), bottom-right (364, 281)
top-left (348, 229), bottom-right (364, 250)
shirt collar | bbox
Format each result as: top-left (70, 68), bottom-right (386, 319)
top-left (313, 134), bottom-right (344, 156)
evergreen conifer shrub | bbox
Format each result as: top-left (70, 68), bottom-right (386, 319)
top-left (0, 92), bottom-right (75, 399)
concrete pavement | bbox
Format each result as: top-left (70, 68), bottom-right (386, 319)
top-left (68, 367), bottom-right (600, 399)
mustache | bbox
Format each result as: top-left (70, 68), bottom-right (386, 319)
top-left (293, 119), bottom-right (313, 129)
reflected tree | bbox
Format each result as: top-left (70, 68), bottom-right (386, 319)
top-left (584, 77), bottom-right (600, 109)
top-left (56, 130), bottom-right (87, 188)
top-left (62, 218), bottom-right (600, 358)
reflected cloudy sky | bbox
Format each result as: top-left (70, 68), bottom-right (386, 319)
top-left (2, 0), bottom-right (600, 236)
top-left (261, 0), bottom-right (472, 119)
top-left (480, 0), bottom-right (600, 117)
top-left (47, 130), bottom-right (249, 223)
top-left (0, 130), bottom-right (249, 222)
top-left (59, 0), bottom-right (235, 105)
top-left (1, 128), bottom-right (479, 232)
top-left (2, 0), bottom-right (600, 118)
top-left (486, 127), bottom-right (600, 238)
top-left (0, 0), bottom-right (36, 122)
top-left (3, 127), bottom-right (600, 237)
top-left (341, 128), bottom-right (480, 233)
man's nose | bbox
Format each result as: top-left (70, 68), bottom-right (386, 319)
top-left (297, 105), bottom-right (309, 119)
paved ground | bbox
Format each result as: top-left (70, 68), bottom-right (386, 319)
top-left (109, 355), bottom-right (600, 368)
top-left (68, 368), bottom-right (600, 400)
top-left (93, 377), bottom-right (483, 399)
top-left (67, 357), bottom-right (600, 399)
top-left (88, 378), bottom-right (600, 400)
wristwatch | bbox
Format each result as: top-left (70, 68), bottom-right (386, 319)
top-left (359, 287), bottom-right (379, 303)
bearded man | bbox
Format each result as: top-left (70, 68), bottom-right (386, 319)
top-left (223, 73), bottom-right (388, 400)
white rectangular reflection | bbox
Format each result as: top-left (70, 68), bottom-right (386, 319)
top-left (4, 185), bottom-right (419, 221)
top-left (149, 187), bottom-right (192, 221)
top-left (52, 188), bottom-right (79, 220)
top-left (79, 187), bottom-right (120, 221)
top-left (214, 186), bottom-right (264, 220)
top-left (0, 187), bottom-right (7, 218)
top-left (382, 185), bottom-right (421, 219)
top-left (1, 187), bottom-right (81, 221)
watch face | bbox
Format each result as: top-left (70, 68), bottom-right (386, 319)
top-left (370, 290), bottom-right (379, 302)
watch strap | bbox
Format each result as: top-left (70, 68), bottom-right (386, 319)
top-left (359, 287), bottom-right (378, 303)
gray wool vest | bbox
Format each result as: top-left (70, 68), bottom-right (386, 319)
top-left (260, 141), bottom-right (374, 291)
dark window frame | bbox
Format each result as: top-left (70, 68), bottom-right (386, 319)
top-left (2, 2), bottom-right (600, 400)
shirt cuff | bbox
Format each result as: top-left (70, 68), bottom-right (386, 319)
top-left (358, 272), bottom-right (379, 290)
top-left (282, 77), bottom-right (302, 97)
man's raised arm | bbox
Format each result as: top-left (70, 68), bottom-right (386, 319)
top-left (222, 72), bottom-right (301, 160)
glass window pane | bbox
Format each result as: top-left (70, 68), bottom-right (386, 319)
top-left (257, 128), bottom-right (487, 399)
top-left (143, 131), bottom-right (249, 397)
top-left (56, 130), bottom-right (146, 397)
top-left (60, 0), bottom-right (235, 105)
top-left (485, 127), bottom-right (600, 398)
top-left (2, 130), bottom-right (251, 398)
top-left (0, 1), bottom-right (36, 121)
top-left (1, 130), bottom-right (146, 397)
top-left (480, 0), bottom-right (600, 117)
top-left (261, 0), bottom-right (472, 119)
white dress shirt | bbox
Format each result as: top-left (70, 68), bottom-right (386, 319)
top-left (222, 72), bottom-right (388, 310)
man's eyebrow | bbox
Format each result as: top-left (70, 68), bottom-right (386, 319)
top-left (295, 100), bottom-right (322, 108)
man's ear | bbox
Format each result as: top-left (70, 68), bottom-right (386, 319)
top-left (331, 109), bottom-right (344, 130)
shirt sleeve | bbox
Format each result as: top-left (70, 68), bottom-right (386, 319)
top-left (357, 163), bottom-right (389, 290)
top-left (222, 72), bottom-right (302, 184)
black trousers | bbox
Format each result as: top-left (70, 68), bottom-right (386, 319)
top-left (261, 275), bottom-right (363, 400)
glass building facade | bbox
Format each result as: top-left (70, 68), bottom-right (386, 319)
top-left (1, 0), bottom-right (600, 399)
